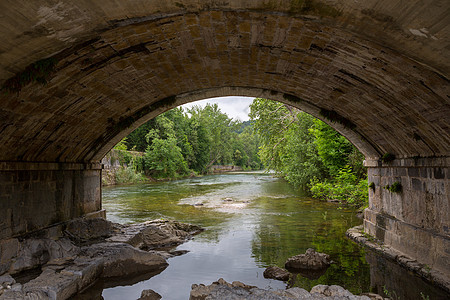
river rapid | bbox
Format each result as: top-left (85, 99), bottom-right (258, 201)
top-left (77, 172), bottom-right (448, 300)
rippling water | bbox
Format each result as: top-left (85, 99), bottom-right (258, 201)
top-left (74, 172), bottom-right (449, 300)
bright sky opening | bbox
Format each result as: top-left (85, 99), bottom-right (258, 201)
top-left (181, 96), bottom-right (254, 121)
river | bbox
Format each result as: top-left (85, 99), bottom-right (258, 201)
top-left (75, 172), bottom-right (449, 300)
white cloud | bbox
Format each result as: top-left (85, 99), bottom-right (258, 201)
top-left (181, 96), bottom-right (254, 121)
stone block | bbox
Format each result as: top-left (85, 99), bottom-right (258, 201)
top-left (411, 178), bottom-right (423, 191)
top-left (0, 239), bottom-right (19, 264)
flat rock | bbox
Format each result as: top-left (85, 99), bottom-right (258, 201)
top-left (107, 220), bottom-right (203, 250)
top-left (263, 266), bottom-right (291, 281)
top-left (81, 242), bottom-right (167, 278)
top-left (0, 219), bottom-right (204, 300)
top-left (138, 289), bottom-right (162, 300)
top-left (285, 248), bottom-right (331, 271)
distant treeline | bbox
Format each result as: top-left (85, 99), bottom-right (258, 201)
top-left (112, 103), bottom-right (262, 180)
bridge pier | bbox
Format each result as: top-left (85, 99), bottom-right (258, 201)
top-left (0, 162), bottom-right (102, 240)
top-left (364, 157), bottom-right (449, 276)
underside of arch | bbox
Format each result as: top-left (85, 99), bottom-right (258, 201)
top-left (0, 6), bottom-right (448, 164)
top-left (0, 1), bottom-right (449, 283)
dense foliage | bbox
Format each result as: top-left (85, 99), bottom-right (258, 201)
top-left (107, 98), bottom-right (368, 208)
top-left (249, 98), bottom-right (368, 208)
top-left (116, 104), bottom-right (262, 179)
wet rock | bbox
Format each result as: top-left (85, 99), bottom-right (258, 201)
top-left (194, 203), bottom-right (204, 206)
top-left (9, 238), bottom-right (79, 275)
top-left (263, 266), bottom-right (290, 281)
top-left (107, 220), bottom-right (203, 250)
top-left (80, 242), bottom-right (167, 278)
top-left (0, 219), bottom-right (205, 300)
top-left (362, 292), bottom-right (385, 300)
top-left (0, 275), bottom-right (15, 288)
top-left (189, 278), bottom-right (372, 299)
top-left (0, 243), bottom-right (165, 299)
top-left (285, 248), bottom-right (331, 271)
top-left (65, 217), bottom-right (114, 243)
top-left (190, 278), bottom-right (256, 300)
top-left (310, 285), bottom-right (355, 297)
top-left (138, 289), bottom-right (162, 300)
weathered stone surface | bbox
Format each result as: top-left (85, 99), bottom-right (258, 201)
top-left (361, 293), bottom-right (385, 300)
top-left (364, 161), bottom-right (449, 281)
top-left (9, 238), bottom-right (79, 275)
top-left (81, 242), bottom-right (167, 278)
top-left (285, 249), bottom-right (331, 271)
top-left (347, 225), bottom-right (450, 293)
top-left (0, 163), bottom-right (102, 240)
top-left (108, 220), bottom-right (203, 250)
top-left (310, 285), bottom-right (355, 298)
top-left (0, 1), bottom-right (448, 291)
top-left (0, 219), bottom-right (205, 299)
top-left (65, 217), bottom-right (114, 242)
top-left (263, 266), bottom-right (291, 281)
top-left (0, 274), bottom-right (15, 288)
top-left (190, 278), bottom-right (373, 299)
top-left (138, 289), bottom-right (162, 300)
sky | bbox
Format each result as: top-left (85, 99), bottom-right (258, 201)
top-left (180, 96), bottom-right (254, 121)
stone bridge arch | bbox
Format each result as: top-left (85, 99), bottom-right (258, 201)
top-left (0, 0), bottom-right (448, 280)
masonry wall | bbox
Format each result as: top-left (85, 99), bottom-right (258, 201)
top-left (364, 157), bottom-right (449, 275)
top-left (0, 162), bottom-right (102, 240)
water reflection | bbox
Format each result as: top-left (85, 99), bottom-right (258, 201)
top-left (76, 173), bottom-right (449, 300)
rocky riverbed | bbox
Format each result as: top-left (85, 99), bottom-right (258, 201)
top-left (0, 218), bottom-right (202, 299)
top-left (189, 278), bottom-right (385, 300)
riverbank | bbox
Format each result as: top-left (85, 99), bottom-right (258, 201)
top-left (0, 218), bottom-right (202, 299)
top-left (101, 149), bottom-right (259, 186)
top-left (346, 225), bottom-right (450, 293)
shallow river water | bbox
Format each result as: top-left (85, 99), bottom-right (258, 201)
top-left (76, 172), bottom-right (449, 300)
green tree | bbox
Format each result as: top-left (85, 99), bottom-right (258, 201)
top-left (250, 98), bottom-right (367, 208)
top-left (250, 98), bottom-right (324, 188)
top-left (145, 136), bottom-right (189, 178)
top-left (109, 102), bottom-right (262, 179)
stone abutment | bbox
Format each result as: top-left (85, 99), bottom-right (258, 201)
top-left (0, 162), bottom-right (102, 240)
top-left (364, 157), bottom-right (449, 277)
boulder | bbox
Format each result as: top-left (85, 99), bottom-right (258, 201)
top-left (0, 275), bottom-right (15, 288)
top-left (138, 289), bottom-right (162, 300)
top-left (0, 219), bottom-right (200, 300)
top-left (310, 285), bottom-right (356, 297)
top-left (263, 266), bottom-right (291, 281)
top-left (285, 248), bottom-right (331, 271)
top-left (9, 238), bottom-right (79, 275)
top-left (65, 217), bottom-right (114, 242)
top-left (80, 242), bottom-right (167, 278)
top-left (190, 279), bottom-right (373, 299)
top-left (107, 220), bottom-right (203, 250)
